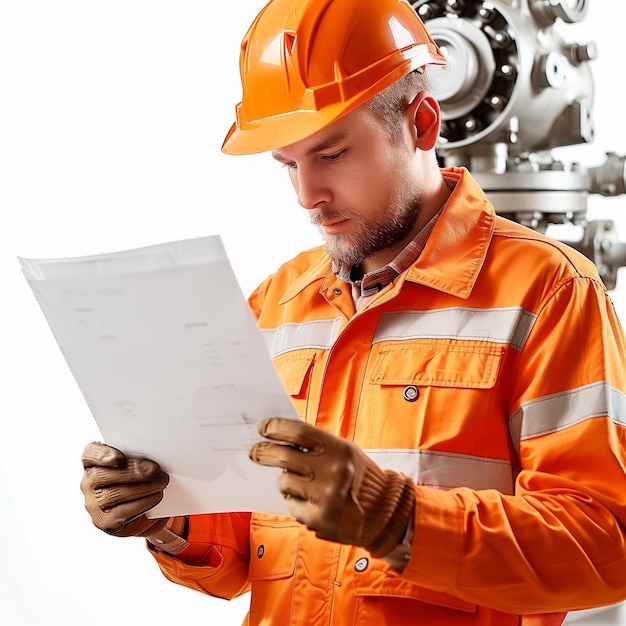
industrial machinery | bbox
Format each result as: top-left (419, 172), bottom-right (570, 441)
top-left (412, 0), bottom-right (626, 288)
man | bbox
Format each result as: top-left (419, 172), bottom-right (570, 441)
top-left (80, 0), bottom-right (626, 624)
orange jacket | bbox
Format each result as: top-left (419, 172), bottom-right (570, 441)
top-left (151, 167), bottom-right (626, 625)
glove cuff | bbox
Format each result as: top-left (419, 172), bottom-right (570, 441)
top-left (360, 469), bottom-right (416, 558)
top-left (146, 516), bottom-right (189, 556)
top-left (108, 515), bottom-right (167, 538)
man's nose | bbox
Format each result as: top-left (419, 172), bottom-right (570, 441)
top-left (294, 166), bottom-right (332, 210)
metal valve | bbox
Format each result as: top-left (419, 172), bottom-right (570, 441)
top-left (411, 0), bottom-right (626, 288)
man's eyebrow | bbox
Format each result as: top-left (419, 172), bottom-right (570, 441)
top-left (271, 150), bottom-right (290, 163)
top-left (271, 133), bottom-right (348, 163)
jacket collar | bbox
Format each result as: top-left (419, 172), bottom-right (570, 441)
top-left (279, 167), bottom-right (496, 304)
top-left (405, 167), bottom-right (496, 299)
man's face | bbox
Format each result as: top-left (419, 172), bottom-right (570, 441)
top-left (271, 105), bottom-right (426, 271)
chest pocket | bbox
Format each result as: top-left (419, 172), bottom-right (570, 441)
top-left (370, 341), bottom-right (503, 389)
top-left (359, 342), bottom-right (505, 450)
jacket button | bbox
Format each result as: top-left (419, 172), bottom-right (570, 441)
top-left (257, 545), bottom-right (265, 559)
top-left (403, 385), bottom-right (419, 402)
top-left (333, 288), bottom-right (342, 296)
top-left (355, 558), bottom-right (369, 572)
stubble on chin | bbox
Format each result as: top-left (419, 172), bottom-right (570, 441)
top-left (322, 232), bottom-right (365, 268)
top-left (311, 192), bottom-right (423, 269)
top-left (310, 209), bottom-right (366, 267)
top-left (318, 214), bottom-right (416, 269)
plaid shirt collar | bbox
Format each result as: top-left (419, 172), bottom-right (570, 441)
top-left (334, 202), bottom-right (447, 309)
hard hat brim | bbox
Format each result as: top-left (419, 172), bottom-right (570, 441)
top-left (222, 100), bottom-right (351, 156)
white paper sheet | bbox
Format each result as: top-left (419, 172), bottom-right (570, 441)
top-left (19, 235), bottom-right (297, 517)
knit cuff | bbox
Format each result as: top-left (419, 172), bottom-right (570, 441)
top-left (360, 470), bottom-right (416, 558)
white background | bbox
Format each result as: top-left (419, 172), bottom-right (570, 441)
top-left (1, 1), bottom-right (625, 624)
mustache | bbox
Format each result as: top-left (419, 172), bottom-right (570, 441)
top-left (309, 208), bottom-right (359, 227)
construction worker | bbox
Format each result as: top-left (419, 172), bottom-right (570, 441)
top-left (80, 0), bottom-right (626, 624)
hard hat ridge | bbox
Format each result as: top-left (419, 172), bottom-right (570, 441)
top-left (222, 0), bottom-right (446, 155)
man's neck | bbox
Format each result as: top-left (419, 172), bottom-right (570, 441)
top-left (358, 182), bottom-right (452, 276)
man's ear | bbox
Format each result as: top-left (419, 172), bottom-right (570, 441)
top-left (408, 91), bottom-right (440, 151)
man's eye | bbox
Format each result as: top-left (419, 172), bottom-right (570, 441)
top-left (281, 161), bottom-right (297, 170)
top-left (323, 151), bottom-right (345, 162)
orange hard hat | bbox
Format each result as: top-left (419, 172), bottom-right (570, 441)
top-left (222, 0), bottom-right (446, 155)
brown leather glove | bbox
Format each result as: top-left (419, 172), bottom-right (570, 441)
top-left (248, 418), bottom-right (415, 558)
top-left (80, 442), bottom-right (170, 537)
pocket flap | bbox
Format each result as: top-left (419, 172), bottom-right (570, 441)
top-left (354, 562), bottom-right (476, 614)
top-left (249, 519), bottom-right (300, 581)
top-left (371, 342), bottom-right (503, 389)
top-left (272, 352), bottom-right (315, 396)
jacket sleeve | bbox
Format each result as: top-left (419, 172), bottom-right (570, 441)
top-left (149, 512), bottom-right (252, 600)
top-left (402, 274), bottom-right (626, 613)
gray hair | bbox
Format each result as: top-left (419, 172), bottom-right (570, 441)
top-left (366, 70), bottom-right (431, 137)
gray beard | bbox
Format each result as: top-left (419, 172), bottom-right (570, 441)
top-left (320, 210), bottom-right (421, 269)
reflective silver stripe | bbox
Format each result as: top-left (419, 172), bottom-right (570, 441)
top-left (366, 449), bottom-right (515, 494)
top-left (261, 318), bottom-right (343, 358)
top-left (509, 381), bottom-right (626, 453)
top-left (261, 307), bottom-right (537, 357)
top-left (373, 307), bottom-right (538, 351)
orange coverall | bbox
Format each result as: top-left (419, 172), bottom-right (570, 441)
top-left (150, 167), bottom-right (626, 625)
